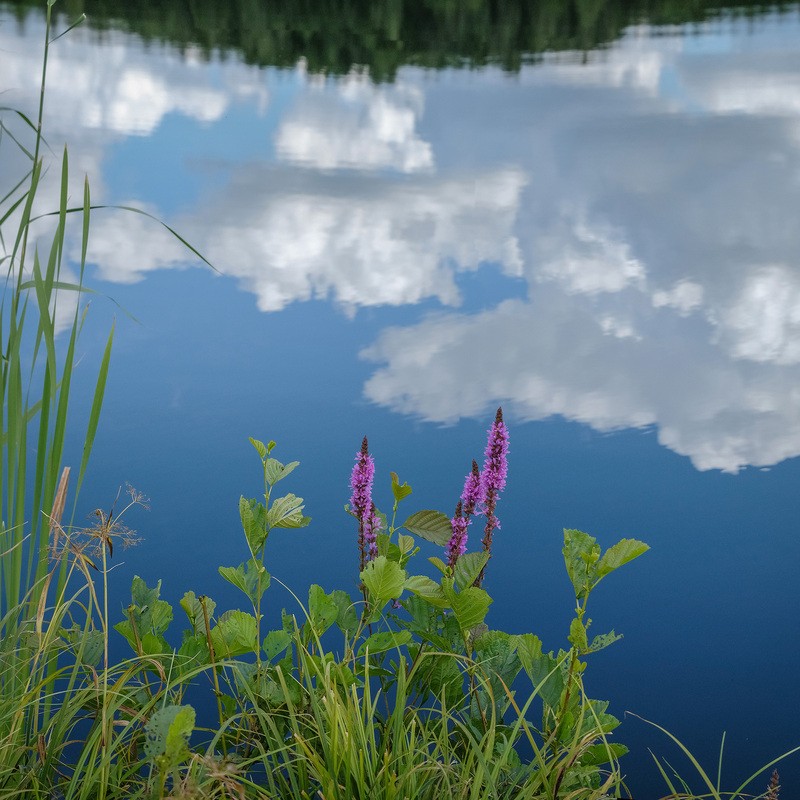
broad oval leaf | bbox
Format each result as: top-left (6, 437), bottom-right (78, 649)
top-left (454, 551), bottom-right (490, 591)
top-left (360, 556), bottom-right (406, 607)
top-left (402, 510), bottom-right (452, 546)
top-left (357, 630), bottom-right (412, 658)
top-left (263, 629), bottom-right (292, 661)
top-left (450, 586), bottom-right (492, 633)
top-left (210, 610), bottom-right (258, 658)
top-left (307, 584), bottom-right (339, 636)
top-left (596, 538), bottom-right (649, 579)
top-left (265, 458), bottom-right (300, 486)
top-left (404, 574), bottom-right (449, 609)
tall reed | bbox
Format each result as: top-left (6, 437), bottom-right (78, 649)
top-left (0, 0), bottom-right (112, 632)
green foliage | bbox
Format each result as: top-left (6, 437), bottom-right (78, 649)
top-left (401, 509), bottom-right (452, 546)
top-left (144, 704), bottom-right (195, 771)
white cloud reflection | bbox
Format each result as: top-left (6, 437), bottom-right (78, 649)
top-left (3, 8), bottom-right (800, 471)
top-left (275, 68), bottom-right (434, 172)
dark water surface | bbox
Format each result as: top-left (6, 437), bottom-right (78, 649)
top-left (2, 1), bottom-right (800, 795)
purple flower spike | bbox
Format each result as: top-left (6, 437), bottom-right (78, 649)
top-left (476, 407), bottom-right (509, 587)
top-left (461, 460), bottom-right (482, 517)
top-left (447, 501), bottom-right (468, 569)
top-left (364, 502), bottom-right (381, 561)
top-left (445, 461), bottom-right (482, 568)
top-left (350, 436), bottom-right (376, 571)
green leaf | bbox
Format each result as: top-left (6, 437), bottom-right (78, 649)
top-left (402, 510), bottom-right (452, 546)
top-left (131, 574), bottom-right (160, 610)
top-left (307, 584), bottom-right (339, 636)
top-left (177, 633), bottom-right (209, 671)
top-left (586, 630), bottom-right (623, 654)
top-left (581, 742), bottom-right (629, 766)
top-left (360, 556), bottom-right (406, 608)
top-left (179, 591), bottom-right (215, 635)
top-left (516, 634), bottom-right (565, 710)
top-left (563, 529), bottom-right (601, 600)
top-left (412, 651), bottom-right (464, 707)
top-left (331, 590), bottom-right (359, 637)
top-left (210, 610), bottom-right (258, 658)
top-left (123, 576), bottom-right (173, 637)
top-left (569, 617), bottom-right (589, 651)
top-left (378, 533), bottom-right (403, 562)
top-left (428, 556), bottom-right (448, 575)
top-left (596, 538), bottom-right (649, 579)
top-left (267, 493), bottom-right (310, 529)
top-left (441, 583), bottom-right (492, 635)
top-left (240, 496), bottom-right (267, 552)
top-left (404, 574), bottom-right (449, 608)
top-left (390, 471), bottom-right (413, 502)
top-left (218, 559), bottom-right (270, 605)
top-left (144, 704), bottom-right (195, 772)
top-left (265, 458), bottom-right (300, 486)
top-left (140, 632), bottom-right (171, 658)
top-left (249, 437), bottom-right (267, 459)
top-left (454, 551), bottom-right (490, 591)
top-left (358, 630), bottom-right (412, 658)
top-left (263, 629), bottom-right (292, 661)
top-left (398, 534), bottom-right (415, 555)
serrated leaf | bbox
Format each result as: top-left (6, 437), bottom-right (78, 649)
top-left (413, 652), bottom-right (464, 707)
top-left (360, 556), bottom-right (406, 608)
top-left (267, 493), bottom-right (310, 529)
top-left (516, 633), bottom-right (565, 710)
top-left (131, 575), bottom-right (161, 610)
top-left (240, 496), bottom-right (267, 552)
top-left (144, 704), bottom-right (195, 771)
top-left (454, 551), bottom-right (490, 591)
top-left (210, 610), bottom-right (258, 658)
top-left (390, 471), bottom-right (413, 502)
top-left (581, 742), bottom-right (629, 766)
top-left (265, 458), bottom-right (300, 486)
top-left (331, 590), bottom-right (359, 636)
top-left (563, 529), bottom-right (600, 600)
top-left (398, 534), bottom-right (415, 555)
top-left (586, 630), bottom-right (623, 653)
top-left (450, 587), bottom-right (492, 634)
top-left (404, 574), bottom-right (450, 609)
top-left (358, 630), bottom-right (412, 658)
top-left (250, 437), bottom-right (267, 459)
top-left (402, 510), bottom-right (452, 546)
top-left (177, 633), bottom-right (209, 672)
top-left (218, 559), bottom-right (270, 605)
top-left (179, 591), bottom-right (215, 636)
top-left (263, 629), bottom-right (292, 661)
top-left (569, 617), bottom-right (589, 651)
top-left (307, 584), bottom-right (339, 636)
top-left (596, 538), bottom-right (649, 579)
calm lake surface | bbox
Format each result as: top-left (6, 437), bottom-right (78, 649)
top-left (2, 1), bottom-right (800, 794)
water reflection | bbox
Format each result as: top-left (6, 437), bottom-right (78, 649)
top-left (2, 8), bottom-right (800, 472)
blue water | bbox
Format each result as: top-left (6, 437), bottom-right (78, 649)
top-left (3, 6), bottom-right (800, 795)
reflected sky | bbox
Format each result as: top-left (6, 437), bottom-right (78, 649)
top-left (4, 9), bottom-right (800, 472)
top-left (3, 9), bottom-right (800, 794)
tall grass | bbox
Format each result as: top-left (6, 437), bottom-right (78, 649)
top-left (0, 1), bottom-right (112, 631)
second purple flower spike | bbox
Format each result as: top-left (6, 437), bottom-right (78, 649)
top-left (476, 407), bottom-right (509, 586)
top-left (350, 436), bottom-right (376, 572)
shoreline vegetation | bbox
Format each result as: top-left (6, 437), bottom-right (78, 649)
top-left (1, 3), bottom-right (798, 798)
top-left (3, 0), bottom-right (799, 80)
